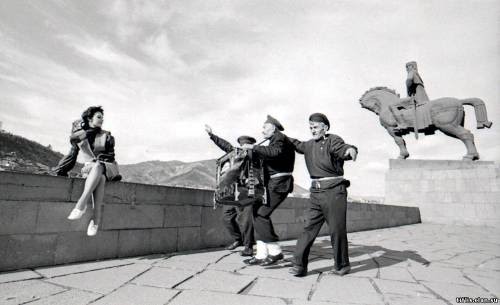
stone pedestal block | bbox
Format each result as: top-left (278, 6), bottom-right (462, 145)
top-left (385, 159), bottom-right (500, 226)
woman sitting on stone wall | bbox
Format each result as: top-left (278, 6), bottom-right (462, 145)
top-left (67, 106), bottom-right (120, 236)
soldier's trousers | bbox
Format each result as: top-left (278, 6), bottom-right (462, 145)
top-left (222, 204), bottom-right (254, 248)
top-left (253, 190), bottom-right (289, 243)
top-left (294, 184), bottom-right (350, 270)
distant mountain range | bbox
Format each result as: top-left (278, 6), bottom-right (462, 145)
top-left (0, 130), bottom-right (310, 197)
top-left (119, 159), bottom-right (310, 197)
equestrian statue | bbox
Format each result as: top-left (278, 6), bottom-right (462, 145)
top-left (359, 61), bottom-right (492, 160)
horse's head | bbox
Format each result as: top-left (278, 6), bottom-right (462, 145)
top-left (359, 87), bottom-right (400, 115)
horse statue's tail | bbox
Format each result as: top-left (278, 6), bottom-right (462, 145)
top-left (460, 98), bottom-right (493, 129)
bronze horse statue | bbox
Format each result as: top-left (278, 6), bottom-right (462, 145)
top-left (359, 87), bottom-right (492, 160)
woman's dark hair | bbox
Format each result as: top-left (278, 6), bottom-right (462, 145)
top-left (81, 106), bottom-right (104, 129)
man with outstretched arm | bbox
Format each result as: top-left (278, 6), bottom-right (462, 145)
top-left (240, 115), bottom-right (295, 266)
top-left (205, 124), bottom-right (255, 257)
top-left (287, 113), bottom-right (357, 277)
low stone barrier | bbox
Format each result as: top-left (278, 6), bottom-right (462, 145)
top-left (0, 171), bottom-right (420, 271)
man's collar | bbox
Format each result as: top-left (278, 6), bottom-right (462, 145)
top-left (313, 133), bottom-right (329, 142)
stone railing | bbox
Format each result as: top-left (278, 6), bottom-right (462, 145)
top-left (0, 171), bottom-right (421, 271)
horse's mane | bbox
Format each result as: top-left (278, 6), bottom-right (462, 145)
top-left (360, 86), bottom-right (400, 100)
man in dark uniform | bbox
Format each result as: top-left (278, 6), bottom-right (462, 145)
top-left (205, 124), bottom-right (255, 256)
top-left (287, 113), bottom-right (357, 277)
top-left (240, 115), bottom-right (295, 266)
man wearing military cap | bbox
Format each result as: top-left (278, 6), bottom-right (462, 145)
top-left (240, 115), bottom-right (295, 266)
top-left (205, 125), bottom-right (255, 256)
top-left (287, 113), bottom-right (357, 277)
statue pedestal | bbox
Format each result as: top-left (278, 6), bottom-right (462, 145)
top-left (385, 159), bottom-right (500, 226)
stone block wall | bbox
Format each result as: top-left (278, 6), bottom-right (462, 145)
top-left (385, 159), bottom-right (500, 226)
top-left (0, 171), bottom-right (421, 271)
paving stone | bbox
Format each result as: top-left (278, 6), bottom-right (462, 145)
top-left (0, 280), bottom-right (65, 305)
top-left (463, 272), bottom-right (500, 297)
top-left (36, 260), bottom-right (132, 278)
top-left (177, 269), bottom-right (255, 293)
top-left (121, 254), bottom-right (169, 265)
top-left (132, 267), bottom-right (195, 288)
top-left (479, 258), bottom-right (500, 271)
top-left (312, 275), bottom-right (384, 304)
top-left (373, 278), bottom-right (435, 298)
top-left (346, 260), bottom-right (379, 278)
top-left (307, 257), bottom-right (335, 273)
top-left (384, 294), bottom-right (448, 305)
top-left (92, 284), bottom-right (178, 305)
top-left (169, 290), bottom-right (286, 305)
top-left (239, 264), bottom-right (318, 283)
top-left (407, 263), bottom-right (472, 285)
top-left (206, 262), bottom-right (243, 272)
top-left (46, 264), bottom-right (150, 294)
top-left (154, 258), bottom-right (209, 272)
top-left (292, 300), bottom-right (372, 305)
top-left (247, 277), bottom-right (313, 300)
top-left (378, 266), bottom-right (416, 282)
top-left (216, 252), bottom-right (252, 265)
top-left (443, 251), bottom-right (494, 268)
top-left (26, 289), bottom-right (101, 305)
top-left (0, 269), bottom-right (41, 283)
top-left (169, 250), bottom-right (230, 263)
top-left (423, 281), bottom-right (494, 303)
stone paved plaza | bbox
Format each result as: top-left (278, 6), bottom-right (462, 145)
top-left (1, 223), bottom-right (499, 305)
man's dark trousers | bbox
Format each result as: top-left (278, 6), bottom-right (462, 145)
top-left (294, 183), bottom-right (349, 270)
top-left (253, 189), bottom-right (288, 242)
top-left (222, 204), bottom-right (254, 248)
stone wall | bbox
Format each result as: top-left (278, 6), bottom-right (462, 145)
top-left (385, 159), bottom-right (500, 226)
top-left (0, 171), bottom-right (421, 271)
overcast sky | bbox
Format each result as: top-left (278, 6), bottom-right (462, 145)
top-left (0, 0), bottom-right (499, 196)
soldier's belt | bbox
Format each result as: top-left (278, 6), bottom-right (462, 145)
top-left (270, 172), bottom-right (293, 179)
top-left (310, 176), bottom-right (344, 189)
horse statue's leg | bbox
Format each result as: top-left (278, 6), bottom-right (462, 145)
top-left (385, 126), bottom-right (410, 159)
top-left (436, 123), bottom-right (479, 160)
top-left (460, 98), bottom-right (493, 129)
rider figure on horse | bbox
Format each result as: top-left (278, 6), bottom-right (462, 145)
top-left (390, 61), bottom-right (430, 131)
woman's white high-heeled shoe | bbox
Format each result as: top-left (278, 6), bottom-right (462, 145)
top-left (87, 220), bottom-right (98, 236)
top-left (67, 205), bottom-right (87, 220)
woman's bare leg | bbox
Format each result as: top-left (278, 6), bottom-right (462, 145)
top-left (74, 163), bottom-right (104, 211)
top-left (92, 175), bottom-right (106, 226)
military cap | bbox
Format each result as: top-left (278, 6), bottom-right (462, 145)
top-left (309, 113), bottom-right (330, 128)
top-left (237, 135), bottom-right (257, 145)
top-left (265, 115), bottom-right (284, 131)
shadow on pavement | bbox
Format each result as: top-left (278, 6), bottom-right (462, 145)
top-left (270, 239), bottom-right (430, 274)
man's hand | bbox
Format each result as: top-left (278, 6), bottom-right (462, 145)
top-left (204, 124), bottom-right (212, 134)
top-left (241, 144), bottom-right (254, 150)
top-left (345, 147), bottom-right (357, 161)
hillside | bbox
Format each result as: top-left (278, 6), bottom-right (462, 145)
top-left (0, 131), bottom-right (76, 174)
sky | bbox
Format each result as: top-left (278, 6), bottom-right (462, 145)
top-left (0, 0), bottom-right (499, 197)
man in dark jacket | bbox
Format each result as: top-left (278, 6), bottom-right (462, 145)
top-left (288, 113), bottom-right (357, 277)
top-left (205, 125), bottom-right (255, 256)
top-left (241, 115), bottom-right (295, 266)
